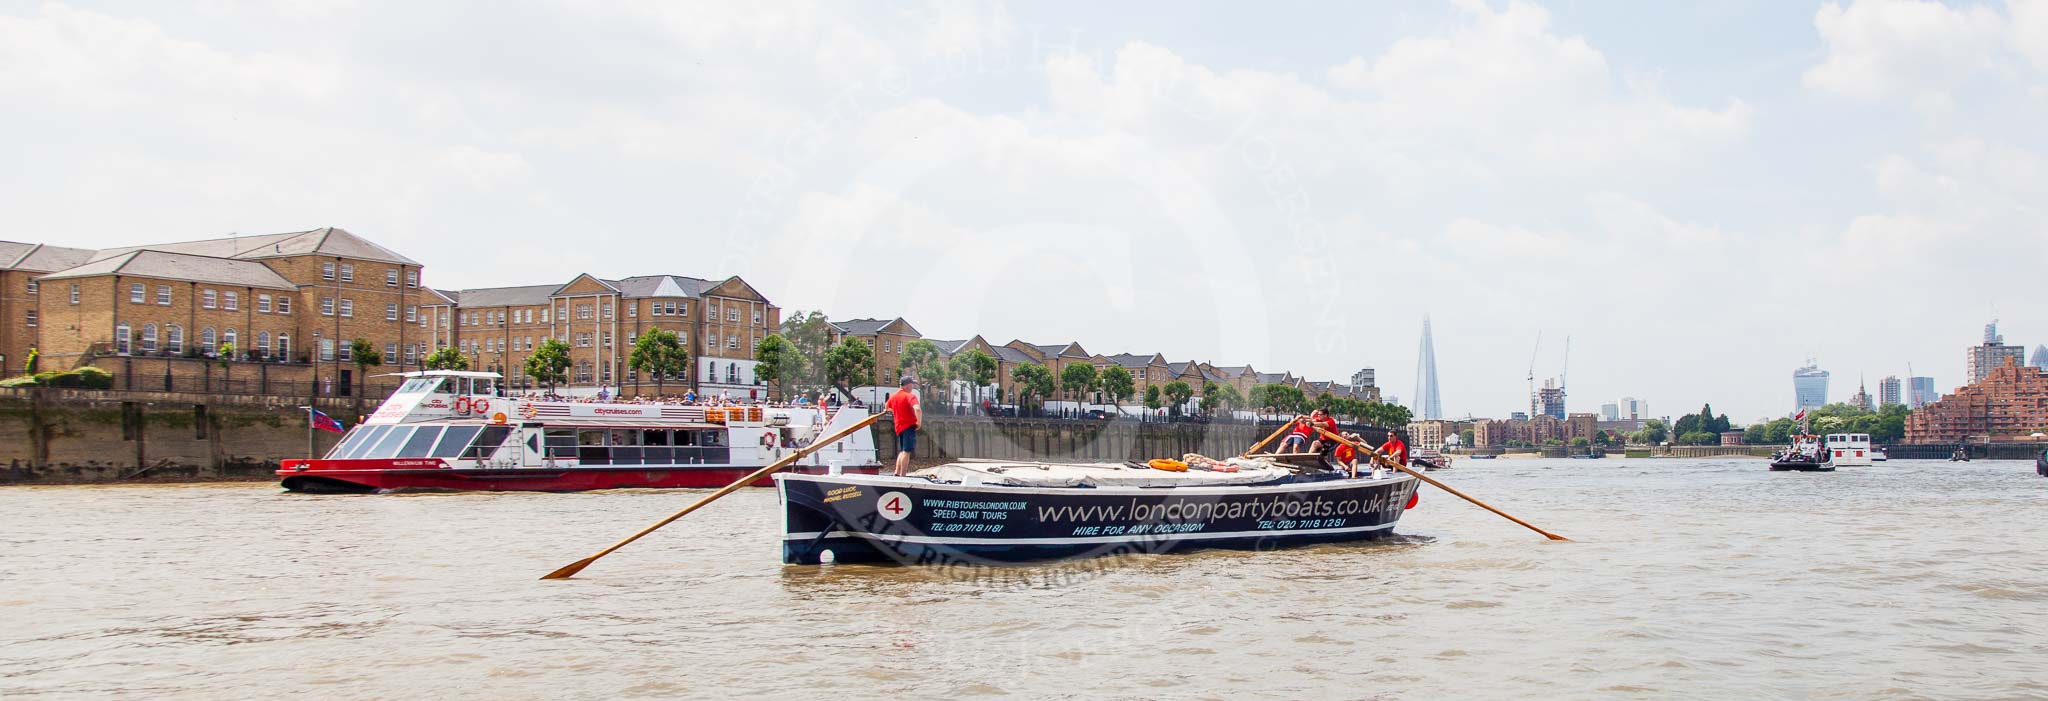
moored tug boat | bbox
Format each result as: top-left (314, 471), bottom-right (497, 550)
top-left (1770, 434), bottom-right (1834, 472)
top-left (279, 370), bottom-right (879, 493)
top-left (775, 455), bottom-right (1420, 565)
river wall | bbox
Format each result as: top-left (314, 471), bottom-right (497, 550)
top-left (0, 387), bottom-right (354, 484)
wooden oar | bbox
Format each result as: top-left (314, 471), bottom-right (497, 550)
top-left (1241, 416), bottom-right (1301, 458)
top-left (542, 411), bottom-right (885, 580)
top-left (1317, 427), bottom-right (1569, 542)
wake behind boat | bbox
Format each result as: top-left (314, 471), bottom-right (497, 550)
top-left (776, 458), bottom-right (1419, 565)
top-left (279, 370), bottom-right (879, 493)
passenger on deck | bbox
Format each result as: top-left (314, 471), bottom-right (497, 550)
top-left (1277, 415), bottom-right (1314, 453)
top-left (1378, 430), bottom-right (1409, 468)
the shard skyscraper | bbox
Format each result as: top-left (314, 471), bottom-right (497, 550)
top-left (1413, 315), bottom-right (1442, 420)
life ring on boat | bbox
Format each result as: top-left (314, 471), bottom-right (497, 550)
top-left (453, 396), bottom-right (471, 414)
top-left (472, 400), bottom-right (490, 416)
top-left (1147, 458), bottom-right (1189, 472)
top-left (520, 404), bottom-right (538, 419)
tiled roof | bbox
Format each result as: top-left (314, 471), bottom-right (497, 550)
top-left (1102, 353), bottom-right (1158, 369)
top-left (420, 287), bottom-right (459, 305)
top-left (1212, 365), bottom-right (1253, 376)
top-left (38, 250), bottom-right (297, 290)
top-left (1256, 372), bottom-right (1289, 384)
top-left (608, 274), bottom-right (712, 299)
top-left (0, 242), bottom-right (97, 272)
top-left (993, 346), bottom-right (1037, 364)
top-left (831, 318), bottom-right (894, 336)
top-left (452, 283), bottom-right (557, 307)
top-left (87, 227), bottom-right (419, 266)
top-left (924, 339), bottom-right (971, 357)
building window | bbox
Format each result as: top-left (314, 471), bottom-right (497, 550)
top-left (322, 262), bottom-right (336, 281)
top-left (386, 269), bottom-right (399, 287)
top-left (26, 279), bottom-right (37, 294)
top-left (677, 302), bottom-right (686, 316)
top-left (386, 303), bottom-right (398, 321)
top-left (384, 343), bottom-right (397, 364)
top-left (223, 291), bottom-right (238, 311)
top-left (258, 295), bottom-right (272, 313)
top-left (321, 338), bottom-right (335, 362)
top-left (753, 310), bottom-right (761, 325)
top-left (406, 270), bottom-right (418, 288)
top-left (257, 331), bottom-right (271, 358)
top-left (404, 344), bottom-right (417, 365)
top-left (223, 328), bottom-right (236, 352)
top-left (202, 289), bottom-right (217, 309)
top-left (628, 303), bottom-right (637, 318)
top-left (202, 327), bottom-right (216, 354)
top-left (650, 303), bottom-right (660, 317)
top-left (70, 284), bottom-right (79, 305)
top-left (728, 335), bottom-right (739, 350)
top-left (116, 323), bottom-right (131, 355)
top-left (727, 364), bottom-right (740, 383)
top-left (141, 323), bottom-right (159, 353)
top-left (157, 285), bottom-right (171, 305)
top-left (277, 297), bottom-right (291, 315)
top-left (576, 333), bottom-right (591, 348)
top-left (25, 309), bottom-right (37, 327)
top-left (339, 264), bottom-right (354, 282)
top-left (130, 283), bottom-right (144, 303)
top-left (339, 299), bottom-right (353, 317)
top-left (603, 303), bottom-right (613, 318)
top-left (678, 331), bottom-right (687, 345)
top-left (603, 331), bottom-right (612, 347)
top-left (727, 308), bottom-right (738, 322)
top-left (577, 304), bottom-right (592, 320)
top-left (321, 297), bottom-right (335, 316)
top-left (407, 305), bottom-right (418, 323)
top-left (166, 325), bottom-right (183, 354)
top-left (276, 333), bottom-right (289, 360)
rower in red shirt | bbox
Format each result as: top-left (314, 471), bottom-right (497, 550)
top-left (1378, 430), bottom-right (1409, 468)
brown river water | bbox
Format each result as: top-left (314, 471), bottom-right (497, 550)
top-left (3, 458), bottom-right (2045, 700)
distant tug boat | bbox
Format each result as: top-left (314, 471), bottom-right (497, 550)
top-left (1415, 448), bottom-right (1453, 470)
top-left (776, 458), bottom-right (1419, 565)
top-left (1770, 434), bottom-right (1834, 472)
top-left (279, 371), bottom-right (880, 493)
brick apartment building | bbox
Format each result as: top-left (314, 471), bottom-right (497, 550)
top-left (6, 228), bottom-right (429, 396)
top-left (449, 274), bottom-right (779, 399)
top-left (1904, 359), bottom-right (2048, 443)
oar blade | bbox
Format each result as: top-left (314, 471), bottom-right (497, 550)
top-left (541, 557), bottom-right (597, 580)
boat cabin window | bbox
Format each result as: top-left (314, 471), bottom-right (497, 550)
top-left (554, 426), bottom-right (729, 465)
top-left (473, 377), bottom-right (496, 395)
top-left (432, 426), bottom-right (483, 457)
top-left (397, 377), bottom-right (444, 394)
top-left (328, 425), bottom-right (385, 459)
top-left (366, 426), bottom-right (415, 458)
top-left (397, 426), bottom-right (445, 458)
top-left (459, 426), bottom-right (515, 459)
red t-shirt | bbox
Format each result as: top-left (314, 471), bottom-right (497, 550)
top-left (1335, 444), bottom-right (1356, 463)
top-left (1316, 416), bottom-right (1338, 437)
top-left (886, 391), bottom-right (919, 433)
top-left (1290, 421), bottom-right (1314, 438)
top-left (1380, 437), bottom-right (1408, 465)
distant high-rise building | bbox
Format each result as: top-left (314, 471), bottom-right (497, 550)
top-left (1850, 378), bottom-right (1873, 411)
top-left (2031, 345), bottom-right (2048, 370)
top-left (1599, 402), bottom-right (1620, 421)
top-left (1794, 360), bottom-right (1830, 413)
top-left (1510, 411), bottom-right (1529, 421)
top-left (1620, 396), bottom-right (1647, 419)
top-left (1967, 321), bottom-right (2027, 384)
top-left (1908, 376), bottom-right (1937, 408)
top-left (1536, 379), bottom-right (1566, 420)
top-left (1349, 368), bottom-right (1376, 392)
top-left (1878, 376), bottom-right (1901, 407)
top-left (1413, 316), bottom-right (1441, 420)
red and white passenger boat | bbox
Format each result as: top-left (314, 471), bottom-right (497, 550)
top-left (278, 370), bottom-right (880, 493)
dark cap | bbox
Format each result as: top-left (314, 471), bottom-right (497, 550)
top-left (900, 375), bottom-right (917, 385)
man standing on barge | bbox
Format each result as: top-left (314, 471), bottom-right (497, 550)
top-left (887, 375), bottom-right (922, 477)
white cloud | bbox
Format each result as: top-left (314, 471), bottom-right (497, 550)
top-left (1804, 0), bottom-right (2035, 105)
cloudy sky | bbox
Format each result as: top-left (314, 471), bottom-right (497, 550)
top-left (4, 0), bottom-right (2044, 421)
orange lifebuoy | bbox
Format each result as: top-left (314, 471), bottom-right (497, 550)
top-left (1147, 458), bottom-right (1188, 472)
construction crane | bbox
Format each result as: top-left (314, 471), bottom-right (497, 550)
top-left (1561, 335), bottom-right (1571, 412)
top-left (1527, 332), bottom-right (1543, 419)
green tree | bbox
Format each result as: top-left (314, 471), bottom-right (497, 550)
top-left (1634, 418), bottom-right (1669, 445)
top-left (631, 328), bottom-right (690, 397)
top-left (525, 337), bottom-right (571, 393)
top-left (772, 310), bottom-right (839, 393)
top-left (1678, 431), bottom-right (1718, 445)
top-left (899, 339), bottom-right (948, 409)
top-left (1460, 428), bottom-right (1476, 446)
top-left (1163, 380), bottom-right (1193, 418)
top-left (1143, 384), bottom-right (1163, 411)
top-left (1209, 383), bottom-right (1244, 418)
top-left (752, 333), bottom-right (805, 399)
top-left (949, 349), bottom-right (997, 408)
top-left (1011, 362), bottom-right (1055, 411)
top-left (1571, 436), bottom-right (1591, 448)
top-left (823, 339), bottom-right (875, 394)
top-left (423, 346), bottom-right (470, 371)
top-left (1060, 363), bottom-right (1097, 407)
top-left (1097, 366), bottom-right (1135, 412)
top-left (348, 338), bottom-right (380, 405)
